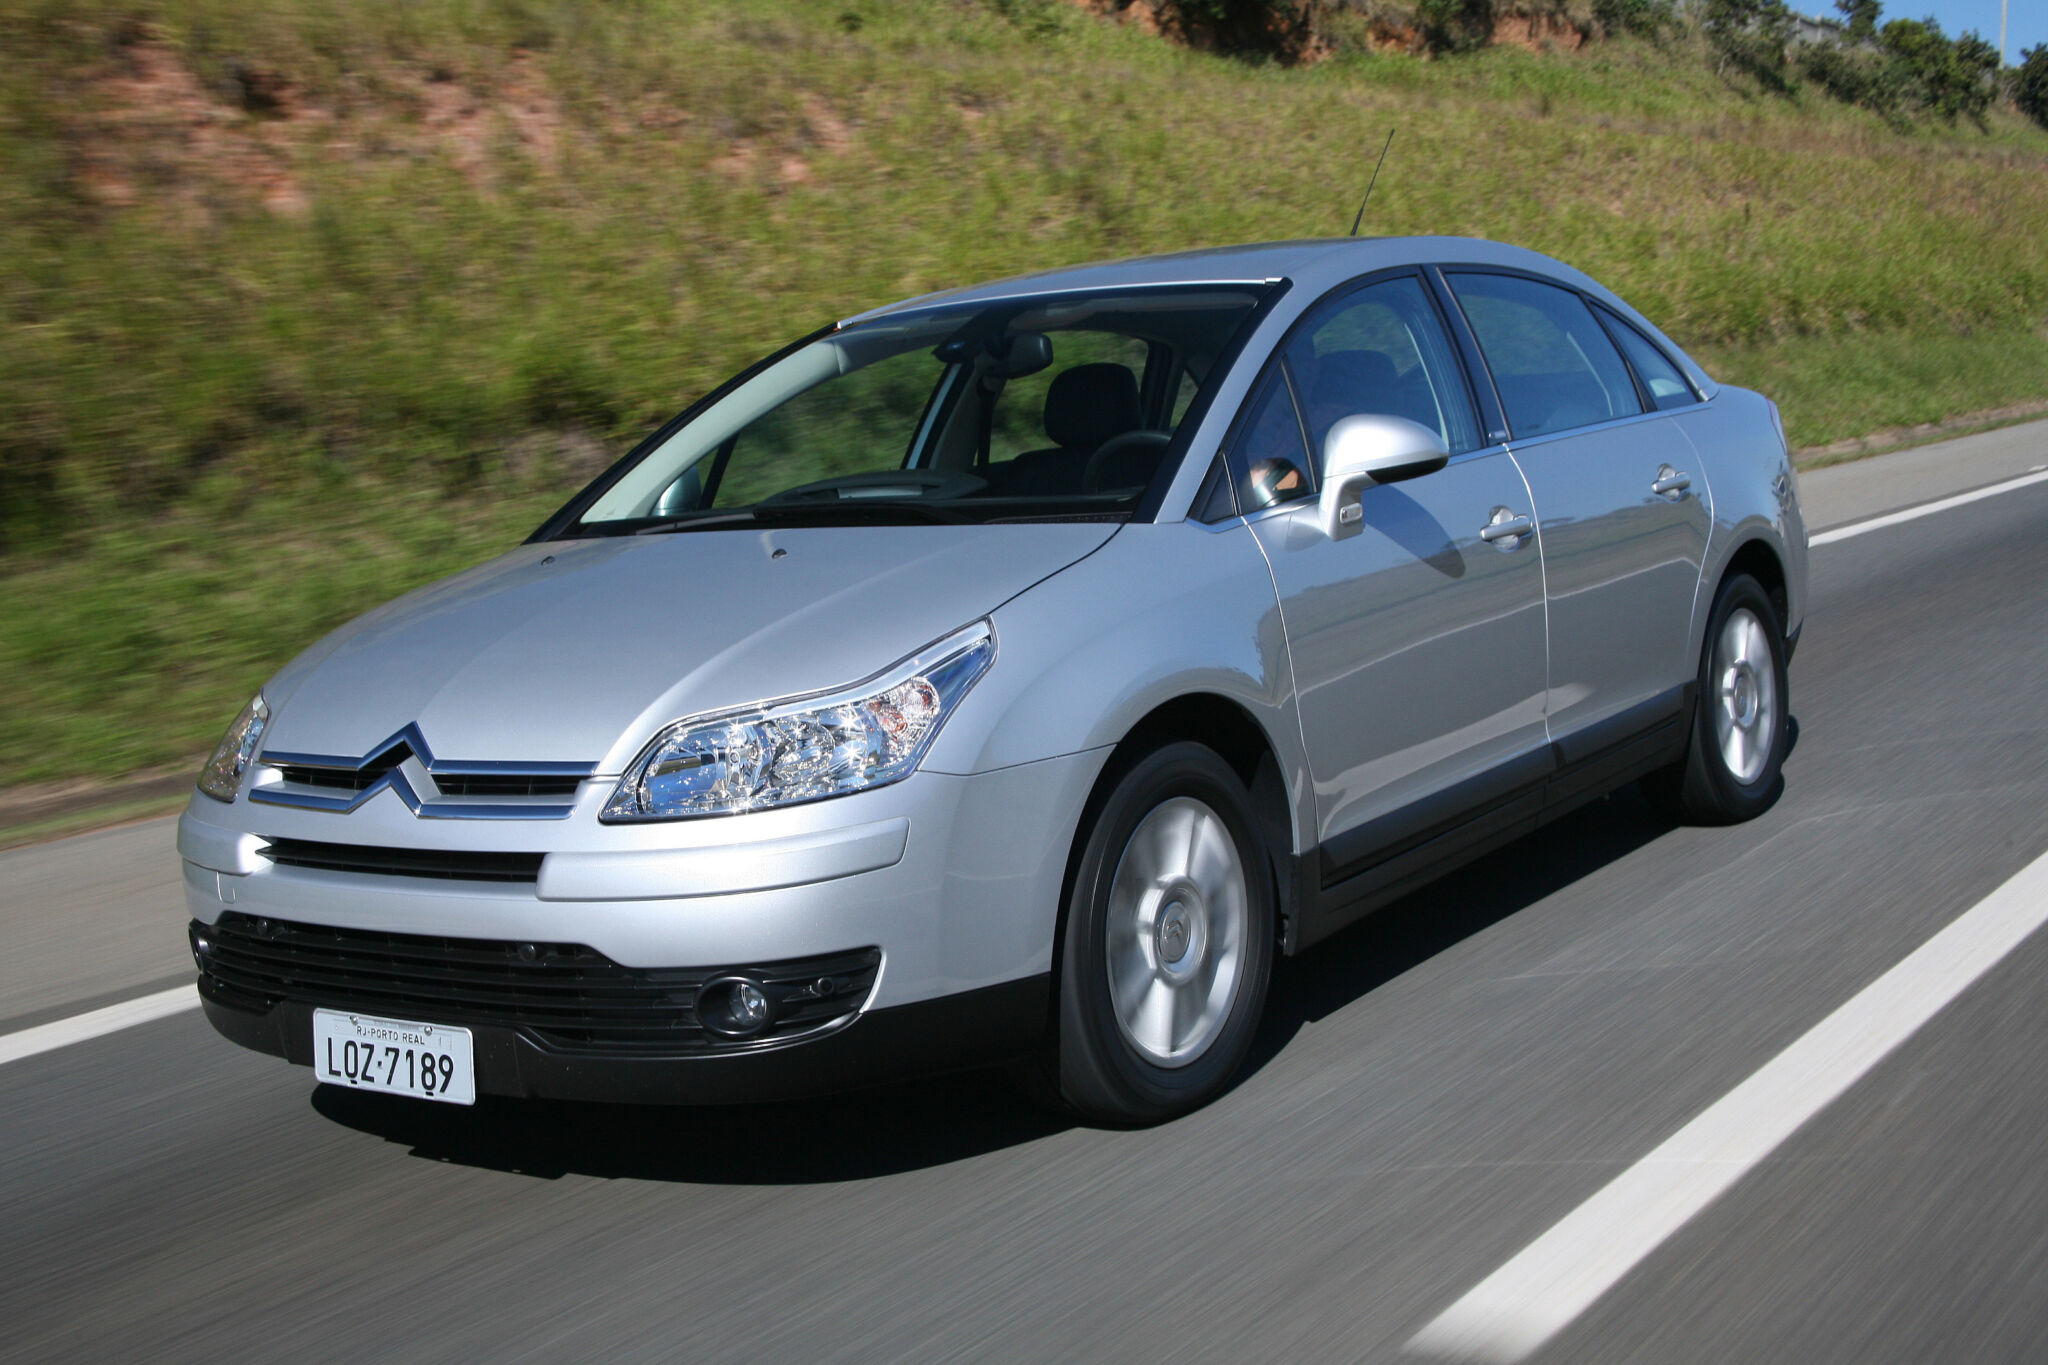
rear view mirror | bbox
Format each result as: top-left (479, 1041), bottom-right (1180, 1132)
top-left (932, 331), bottom-right (1053, 378)
top-left (985, 332), bottom-right (1053, 378)
top-left (1317, 414), bottom-right (1449, 540)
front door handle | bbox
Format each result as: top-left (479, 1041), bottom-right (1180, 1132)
top-left (1652, 464), bottom-right (1692, 498)
top-left (1479, 508), bottom-right (1533, 546)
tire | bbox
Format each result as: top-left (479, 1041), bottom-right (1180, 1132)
top-left (1048, 742), bottom-right (1275, 1126)
top-left (1647, 573), bottom-right (1789, 825)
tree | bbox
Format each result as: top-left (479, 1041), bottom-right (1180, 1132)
top-left (2014, 45), bottom-right (2048, 131)
top-left (1801, 7), bottom-right (2000, 126)
top-left (1879, 18), bottom-right (1998, 123)
top-left (1835, 0), bottom-right (1881, 43)
top-left (1703, 0), bottom-right (1795, 88)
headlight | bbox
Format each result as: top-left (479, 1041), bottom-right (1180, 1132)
top-left (603, 622), bottom-right (994, 821)
top-left (197, 693), bottom-right (270, 803)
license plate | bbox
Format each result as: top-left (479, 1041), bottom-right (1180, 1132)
top-left (313, 1008), bottom-right (475, 1105)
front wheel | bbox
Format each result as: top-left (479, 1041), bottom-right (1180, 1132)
top-left (1648, 573), bottom-right (1789, 824)
top-left (1049, 743), bottom-right (1274, 1126)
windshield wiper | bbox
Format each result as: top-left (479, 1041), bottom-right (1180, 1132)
top-left (619, 501), bottom-right (974, 536)
top-left (627, 511), bottom-right (764, 535)
top-left (748, 500), bottom-right (973, 526)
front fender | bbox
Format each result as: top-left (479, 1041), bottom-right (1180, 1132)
top-left (921, 519), bottom-right (1312, 854)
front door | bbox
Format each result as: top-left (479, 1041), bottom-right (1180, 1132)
top-left (1234, 274), bottom-right (1549, 876)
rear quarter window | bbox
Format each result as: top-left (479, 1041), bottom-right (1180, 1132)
top-left (1599, 307), bottom-right (1699, 411)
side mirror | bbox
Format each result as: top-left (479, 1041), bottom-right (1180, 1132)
top-left (654, 465), bottom-right (704, 516)
top-left (1317, 414), bottom-right (1449, 540)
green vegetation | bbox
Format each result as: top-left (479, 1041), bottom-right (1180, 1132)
top-left (2016, 45), bottom-right (2048, 130)
top-left (3, 0), bottom-right (2047, 790)
top-left (1796, 2), bottom-right (2001, 127)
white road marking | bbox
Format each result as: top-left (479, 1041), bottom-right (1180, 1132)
top-left (1809, 467), bottom-right (2048, 546)
top-left (0, 985), bottom-right (200, 1068)
top-left (1407, 844), bottom-right (2048, 1363)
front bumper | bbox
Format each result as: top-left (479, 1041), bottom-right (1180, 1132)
top-left (197, 966), bottom-right (1050, 1105)
top-left (179, 750), bottom-right (1107, 1102)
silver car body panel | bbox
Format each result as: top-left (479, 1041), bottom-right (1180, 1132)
top-left (1246, 446), bottom-right (1549, 848)
top-left (254, 523), bottom-right (1115, 770)
top-left (923, 518), bottom-right (1313, 849)
top-left (1670, 384), bottom-right (1808, 660)
top-left (180, 236), bottom-right (1805, 1091)
top-left (1505, 410), bottom-right (1715, 736)
top-left (184, 749), bottom-right (1107, 1007)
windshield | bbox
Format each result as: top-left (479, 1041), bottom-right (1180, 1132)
top-left (555, 284), bottom-right (1269, 535)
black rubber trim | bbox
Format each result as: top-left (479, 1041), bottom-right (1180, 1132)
top-left (1298, 684), bottom-right (1693, 948)
top-left (1318, 744), bottom-right (1556, 889)
top-left (258, 839), bottom-right (545, 883)
top-left (1784, 622), bottom-right (1801, 665)
top-left (198, 972), bottom-right (1051, 1105)
top-left (195, 914), bottom-right (881, 1054)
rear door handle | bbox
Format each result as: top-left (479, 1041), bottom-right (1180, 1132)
top-left (1652, 465), bottom-right (1692, 498)
top-left (1479, 511), bottom-right (1533, 545)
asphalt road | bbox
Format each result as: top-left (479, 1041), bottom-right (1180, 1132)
top-left (4, 426), bottom-right (2047, 1363)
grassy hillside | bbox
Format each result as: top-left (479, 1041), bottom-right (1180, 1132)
top-left (3, 0), bottom-right (2047, 789)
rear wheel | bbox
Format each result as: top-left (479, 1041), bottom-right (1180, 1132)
top-left (1049, 742), bottom-right (1274, 1126)
top-left (1648, 573), bottom-right (1788, 824)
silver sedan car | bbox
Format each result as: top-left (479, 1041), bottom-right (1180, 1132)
top-left (181, 237), bottom-right (1807, 1124)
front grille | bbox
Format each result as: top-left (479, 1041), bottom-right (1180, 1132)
top-left (260, 837), bottom-right (544, 883)
top-left (274, 763), bottom-right (391, 793)
top-left (252, 728), bottom-right (595, 819)
top-left (195, 912), bottom-right (881, 1054)
top-left (429, 773), bottom-right (586, 798)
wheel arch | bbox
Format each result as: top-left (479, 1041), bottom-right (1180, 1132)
top-left (1050, 693), bottom-right (1301, 996)
top-left (1721, 536), bottom-right (1790, 635)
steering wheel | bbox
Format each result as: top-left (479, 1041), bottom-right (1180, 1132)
top-left (1081, 429), bottom-right (1173, 495)
top-left (758, 469), bottom-right (988, 504)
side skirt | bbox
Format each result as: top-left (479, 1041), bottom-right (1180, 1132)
top-left (1290, 684), bottom-right (1694, 952)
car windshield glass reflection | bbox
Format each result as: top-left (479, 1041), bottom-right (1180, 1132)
top-left (566, 285), bottom-right (1268, 534)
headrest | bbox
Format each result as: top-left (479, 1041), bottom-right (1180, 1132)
top-left (1043, 363), bottom-right (1142, 450)
top-left (1306, 350), bottom-right (1401, 412)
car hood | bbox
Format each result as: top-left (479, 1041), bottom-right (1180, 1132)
top-left (259, 523), bottom-right (1118, 771)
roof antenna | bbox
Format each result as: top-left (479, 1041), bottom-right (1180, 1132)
top-left (1349, 128), bottom-right (1396, 237)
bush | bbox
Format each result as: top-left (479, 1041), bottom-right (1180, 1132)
top-left (1797, 4), bottom-right (1999, 127)
top-left (2011, 45), bottom-right (2048, 131)
top-left (1592, 0), bottom-right (1677, 39)
top-left (1702, 0), bottom-right (1795, 90)
top-left (1416, 0), bottom-right (1494, 54)
top-left (1800, 41), bottom-right (1909, 123)
top-left (1880, 18), bottom-right (1997, 123)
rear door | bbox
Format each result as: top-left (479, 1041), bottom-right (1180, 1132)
top-left (1443, 270), bottom-right (1711, 744)
top-left (1238, 272), bottom-right (1549, 880)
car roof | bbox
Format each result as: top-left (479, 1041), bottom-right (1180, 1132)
top-left (839, 236), bottom-right (1595, 325)
top-left (837, 235), bottom-right (1714, 403)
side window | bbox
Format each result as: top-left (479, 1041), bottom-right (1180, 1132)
top-left (1447, 273), bottom-right (1643, 438)
top-left (1283, 274), bottom-right (1482, 462)
top-left (1599, 308), bottom-right (1698, 411)
top-left (1226, 366), bottom-right (1314, 513)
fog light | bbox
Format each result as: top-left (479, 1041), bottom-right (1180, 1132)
top-left (697, 976), bottom-right (777, 1039)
